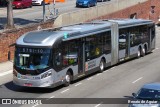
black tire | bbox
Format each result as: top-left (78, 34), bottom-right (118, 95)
top-left (76, 5), bottom-right (79, 7)
top-left (21, 5), bottom-right (24, 9)
top-left (30, 4), bottom-right (32, 8)
top-left (64, 72), bottom-right (72, 87)
top-left (99, 59), bottom-right (105, 73)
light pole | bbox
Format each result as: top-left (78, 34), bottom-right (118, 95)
top-left (43, 0), bottom-right (46, 22)
top-left (53, 0), bottom-right (56, 15)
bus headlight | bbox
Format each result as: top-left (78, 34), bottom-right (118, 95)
top-left (41, 71), bottom-right (52, 79)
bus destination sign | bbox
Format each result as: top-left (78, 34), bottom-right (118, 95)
top-left (17, 47), bottom-right (50, 54)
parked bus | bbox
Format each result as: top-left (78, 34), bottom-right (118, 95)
top-left (13, 19), bottom-right (155, 88)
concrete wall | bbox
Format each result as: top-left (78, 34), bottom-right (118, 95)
top-left (54, 0), bottom-right (148, 27)
top-left (95, 0), bottom-right (160, 23)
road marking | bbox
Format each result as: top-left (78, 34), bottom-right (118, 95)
top-left (96, 73), bottom-right (102, 76)
top-left (46, 96), bottom-right (55, 100)
top-left (87, 77), bottom-right (93, 80)
top-left (32, 104), bottom-right (39, 107)
top-left (104, 70), bottom-right (109, 73)
top-left (0, 70), bottom-right (12, 77)
top-left (153, 48), bottom-right (159, 52)
top-left (61, 88), bottom-right (70, 94)
top-left (132, 77), bottom-right (143, 83)
top-left (50, 96), bottom-right (55, 98)
top-left (110, 67), bottom-right (115, 69)
top-left (95, 102), bottom-right (103, 107)
top-left (75, 83), bottom-right (82, 87)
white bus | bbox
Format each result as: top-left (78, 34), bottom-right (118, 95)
top-left (13, 19), bottom-right (155, 88)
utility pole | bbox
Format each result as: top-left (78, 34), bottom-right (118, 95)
top-left (43, 0), bottom-right (46, 22)
top-left (6, 0), bottom-right (15, 29)
top-left (53, 0), bottom-right (55, 15)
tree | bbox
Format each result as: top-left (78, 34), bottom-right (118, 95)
top-left (5, 0), bottom-right (15, 29)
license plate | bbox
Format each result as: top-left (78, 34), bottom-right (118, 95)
top-left (79, 3), bottom-right (82, 5)
top-left (24, 83), bottom-right (32, 87)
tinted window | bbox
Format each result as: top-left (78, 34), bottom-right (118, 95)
top-left (62, 40), bottom-right (78, 66)
top-left (85, 31), bottom-right (111, 61)
top-left (137, 88), bottom-right (160, 99)
top-left (119, 28), bottom-right (128, 50)
top-left (53, 40), bottom-right (78, 70)
top-left (14, 48), bottom-right (51, 70)
top-left (130, 25), bottom-right (149, 47)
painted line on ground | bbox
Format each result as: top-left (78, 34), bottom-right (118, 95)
top-left (87, 77), bottom-right (93, 80)
top-left (46, 96), bottom-right (55, 100)
top-left (104, 70), bottom-right (109, 73)
top-left (75, 83), bottom-right (82, 87)
top-left (132, 77), bottom-right (143, 84)
top-left (61, 88), bottom-right (70, 94)
top-left (0, 70), bottom-right (12, 77)
top-left (153, 48), bottom-right (159, 52)
top-left (110, 67), bottom-right (115, 69)
top-left (95, 102), bottom-right (103, 107)
top-left (96, 73), bottom-right (102, 76)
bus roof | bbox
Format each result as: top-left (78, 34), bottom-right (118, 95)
top-left (16, 19), bottom-right (154, 47)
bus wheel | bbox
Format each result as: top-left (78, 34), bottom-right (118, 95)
top-left (137, 48), bottom-right (141, 58)
top-left (64, 72), bottom-right (71, 87)
top-left (99, 59), bottom-right (104, 73)
top-left (142, 46), bottom-right (147, 56)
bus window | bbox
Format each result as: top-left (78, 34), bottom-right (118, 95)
top-left (53, 46), bottom-right (62, 70)
top-left (55, 53), bottom-right (62, 66)
top-left (62, 40), bottom-right (78, 66)
top-left (103, 32), bottom-right (111, 54)
top-left (85, 35), bottom-right (97, 60)
top-left (129, 25), bottom-right (149, 47)
top-left (119, 28), bottom-right (129, 50)
top-left (85, 32), bottom-right (111, 61)
top-left (119, 34), bottom-right (126, 50)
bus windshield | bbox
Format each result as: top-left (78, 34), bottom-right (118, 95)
top-left (14, 48), bottom-right (51, 70)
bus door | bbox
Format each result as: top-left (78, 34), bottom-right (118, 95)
top-left (149, 25), bottom-right (155, 51)
top-left (119, 29), bottom-right (130, 60)
top-left (125, 33), bottom-right (130, 58)
top-left (78, 39), bottom-right (85, 75)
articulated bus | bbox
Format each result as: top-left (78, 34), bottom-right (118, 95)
top-left (13, 19), bottom-right (155, 88)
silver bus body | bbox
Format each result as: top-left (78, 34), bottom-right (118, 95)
top-left (13, 19), bottom-right (155, 88)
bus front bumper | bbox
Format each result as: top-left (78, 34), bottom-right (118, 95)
top-left (13, 75), bottom-right (54, 87)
